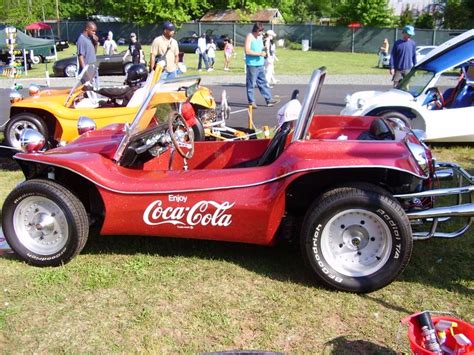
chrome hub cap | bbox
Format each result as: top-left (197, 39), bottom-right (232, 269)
top-left (321, 209), bottom-right (392, 277)
top-left (13, 196), bottom-right (69, 255)
top-left (9, 121), bottom-right (38, 149)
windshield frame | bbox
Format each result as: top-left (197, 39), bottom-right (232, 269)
top-left (113, 75), bottom-right (201, 163)
top-left (397, 68), bottom-right (436, 97)
top-left (64, 64), bottom-right (98, 106)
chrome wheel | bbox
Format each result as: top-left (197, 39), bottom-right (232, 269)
top-left (65, 64), bottom-right (78, 77)
top-left (13, 196), bottom-right (69, 255)
top-left (320, 208), bottom-right (392, 277)
top-left (8, 120), bottom-right (40, 149)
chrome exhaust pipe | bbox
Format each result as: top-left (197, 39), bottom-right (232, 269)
top-left (406, 203), bottom-right (474, 219)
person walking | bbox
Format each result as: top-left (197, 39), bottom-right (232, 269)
top-left (150, 21), bottom-right (180, 80)
top-left (103, 31), bottom-right (118, 56)
top-left (223, 38), bottom-right (234, 71)
top-left (77, 21), bottom-right (98, 73)
top-left (264, 29), bottom-right (278, 87)
top-left (377, 38), bottom-right (389, 68)
top-left (197, 33), bottom-right (211, 72)
top-left (206, 38), bottom-right (217, 69)
top-left (245, 23), bottom-right (279, 109)
top-left (123, 32), bottom-right (144, 65)
top-left (389, 25), bottom-right (416, 87)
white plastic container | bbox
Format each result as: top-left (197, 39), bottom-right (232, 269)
top-left (302, 39), bottom-right (309, 51)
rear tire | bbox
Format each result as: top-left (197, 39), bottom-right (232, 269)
top-left (300, 184), bottom-right (412, 293)
top-left (2, 179), bottom-right (89, 266)
top-left (64, 64), bottom-right (77, 77)
top-left (5, 113), bottom-right (49, 149)
top-left (380, 111), bottom-right (411, 129)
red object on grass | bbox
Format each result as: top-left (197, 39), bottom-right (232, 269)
top-left (402, 313), bottom-right (474, 354)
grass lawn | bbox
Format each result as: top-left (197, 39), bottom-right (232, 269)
top-left (3, 45), bottom-right (386, 80)
top-left (0, 46), bottom-right (472, 352)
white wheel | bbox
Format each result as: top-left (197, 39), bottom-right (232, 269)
top-left (64, 64), bottom-right (78, 77)
top-left (320, 209), bottom-right (392, 277)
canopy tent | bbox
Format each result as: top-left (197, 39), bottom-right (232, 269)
top-left (1, 27), bottom-right (56, 75)
top-left (25, 22), bottom-right (52, 31)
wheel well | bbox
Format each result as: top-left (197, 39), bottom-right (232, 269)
top-left (366, 107), bottom-right (417, 119)
top-left (10, 108), bottom-right (59, 140)
top-left (16, 161), bottom-right (105, 231)
top-left (285, 168), bottom-right (421, 217)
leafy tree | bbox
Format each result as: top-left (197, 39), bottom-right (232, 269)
top-left (398, 4), bottom-right (415, 27)
top-left (415, 12), bottom-right (435, 28)
top-left (335, 0), bottom-right (394, 26)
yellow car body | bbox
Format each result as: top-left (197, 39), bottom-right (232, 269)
top-left (7, 67), bottom-right (216, 148)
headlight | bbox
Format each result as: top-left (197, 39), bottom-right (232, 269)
top-left (20, 129), bottom-right (46, 153)
top-left (9, 90), bottom-right (22, 103)
top-left (28, 84), bottom-right (40, 97)
top-left (357, 98), bottom-right (366, 109)
top-left (77, 116), bottom-right (97, 135)
top-left (407, 141), bottom-right (429, 175)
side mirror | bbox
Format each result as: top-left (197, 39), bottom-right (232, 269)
top-left (77, 116), bottom-right (97, 135)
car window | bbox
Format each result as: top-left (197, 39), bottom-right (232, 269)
top-left (398, 69), bottom-right (435, 96)
top-left (419, 48), bottom-right (434, 55)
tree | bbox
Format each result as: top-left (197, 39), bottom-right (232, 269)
top-left (336, 0), bottom-right (394, 26)
top-left (415, 12), bottom-right (435, 28)
top-left (398, 4), bottom-right (415, 27)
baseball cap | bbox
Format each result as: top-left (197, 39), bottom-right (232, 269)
top-left (130, 32), bottom-right (136, 37)
top-left (163, 21), bottom-right (175, 31)
top-left (402, 25), bottom-right (415, 36)
top-left (266, 30), bottom-right (277, 37)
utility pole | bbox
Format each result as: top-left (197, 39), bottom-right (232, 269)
top-left (55, 0), bottom-right (61, 38)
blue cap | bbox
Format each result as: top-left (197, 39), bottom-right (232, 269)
top-left (163, 21), bottom-right (175, 31)
top-left (403, 25), bottom-right (415, 36)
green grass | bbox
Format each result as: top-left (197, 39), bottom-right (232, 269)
top-left (4, 45), bottom-right (386, 80)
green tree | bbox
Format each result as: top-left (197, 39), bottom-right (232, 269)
top-left (335, 0), bottom-right (394, 26)
top-left (415, 12), bottom-right (435, 28)
top-left (398, 4), bottom-right (415, 27)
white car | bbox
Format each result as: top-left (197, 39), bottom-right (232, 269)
top-left (343, 30), bottom-right (474, 142)
top-left (382, 45), bottom-right (437, 68)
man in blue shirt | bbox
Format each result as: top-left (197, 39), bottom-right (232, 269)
top-left (389, 25), bottom-right (417, 87)
top-left (76, 21), bottom-right (98, 85)
top-left (244, 22), bottom-right (279, 108)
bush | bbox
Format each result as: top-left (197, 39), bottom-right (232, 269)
top-left (286, 40), bottom-right (303, 50)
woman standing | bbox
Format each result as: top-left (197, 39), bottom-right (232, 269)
top-left (223, 38), bottom-right (234, 71)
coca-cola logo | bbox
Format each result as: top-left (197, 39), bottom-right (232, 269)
top-left (143, 195), bottom-right (235, 228)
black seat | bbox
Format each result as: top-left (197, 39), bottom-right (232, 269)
top-left (234, 121), bottom-right (292, 168)
top-left (357, 118), bottom-right (395, 141)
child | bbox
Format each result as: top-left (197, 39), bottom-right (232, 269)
top-left (223, 38), bottom-right (234, 71)
top-left (206, 38), bottom-right (217, 69)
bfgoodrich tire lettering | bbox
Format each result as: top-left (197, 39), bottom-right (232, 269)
top-left (2, 179), bottom-right (89, 266)
top-left (301, 184), bottom-right (412, 293)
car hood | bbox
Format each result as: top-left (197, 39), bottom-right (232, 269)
top-left (347, 89), bottom-right (413, 108)
top-left (416, 29), bottom-right (474, 73)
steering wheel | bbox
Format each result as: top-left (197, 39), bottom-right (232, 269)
top-left (426, 87), bottom-right (445, 109)
top-left (168, 111), bottom-right (195, 159)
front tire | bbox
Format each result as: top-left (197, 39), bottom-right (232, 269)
top-left (300, 184), bottom-right (412, 293)
top-left (5, 113), bottom-right (49, 149)
top-left (2, 179), bottom-right (89, 266)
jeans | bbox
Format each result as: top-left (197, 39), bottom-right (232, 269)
top-left (198, 52), bottom-right (209, 70)
top-left (160, 70), bottom-right (177, 80)
top-left (246, 65), bottom-right (272, 104)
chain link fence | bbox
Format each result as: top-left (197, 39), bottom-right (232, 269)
top-left (60, 21), bottom-right (466, 53)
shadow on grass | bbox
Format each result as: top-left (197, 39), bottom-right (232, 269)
top-left (323, 336), bottom-right (397, 354)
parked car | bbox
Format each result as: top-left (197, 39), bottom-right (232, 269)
top-left (343, 30), bottom-right (473, 142)
top-left (382, 45), bottom-right (437, 68)
top-left (52, 51), bottom-right (136, 77)
top-left (2, 67), bottom-right (473, 294)
top-left (39, 35), bottom-right (69, 51)
top-left (178, 35), bottom-right (227, 53)
top-left (5, 65), bottom-right (216, 149)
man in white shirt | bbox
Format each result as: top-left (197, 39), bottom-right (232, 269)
top-left (103, 31), bottom-right (117, 56)
top-left (197, 33), bottom-right (212, 72)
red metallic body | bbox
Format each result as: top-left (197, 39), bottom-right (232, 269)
top-left (15, 114), bottom-right (426, 246)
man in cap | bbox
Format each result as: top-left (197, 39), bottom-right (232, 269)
top-left (150, 21), bottom-right (180, 80)
top-left (389, 25), bottom-right (417, 87)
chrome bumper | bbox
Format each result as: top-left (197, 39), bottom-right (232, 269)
top-left (395, 162), bottom-right (474, 240)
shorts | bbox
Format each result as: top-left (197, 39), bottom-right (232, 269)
top-left (392, 69), bottom-right (411, 82)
